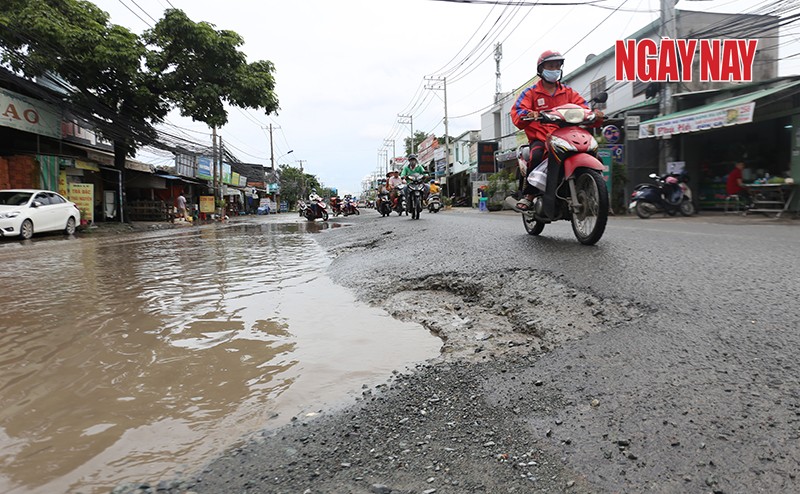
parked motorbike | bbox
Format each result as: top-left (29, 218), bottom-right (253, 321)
top-left (393, 184), bottom-right (408, 216)
top-left (297, 200), bottom-right (307, 217)
top-left (512, 93), bottom-right (609, 245)
top-left (427, 192), bottom-right (442, 213)
top-left (450, 195), bottom-right (468, 207)
top-left (377, 191), bottom-right (392, 217)
top-left (304, 197), bottom-right (328, 221)
top-left (629, 173), bottom-right (694, 218)
top-left (342, 197), bottom-right (360, 216)
top-left (406, 173), bottom-right (427, 220)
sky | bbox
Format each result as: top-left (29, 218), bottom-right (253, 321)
top-left (89, 0), bottom-right (800, 196)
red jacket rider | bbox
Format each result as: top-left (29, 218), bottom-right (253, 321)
top-left (509, 50), bottom-right (602, 211)
top-left (511, 78), bottom-right (592, 143)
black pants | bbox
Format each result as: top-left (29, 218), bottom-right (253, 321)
top-left (521, 141), bottom-right (546, 196)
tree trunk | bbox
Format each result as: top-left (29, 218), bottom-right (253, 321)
top-left (114, 140), bottom-right (129, 223)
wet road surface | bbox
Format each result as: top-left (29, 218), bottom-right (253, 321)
top-left (0, 217), bottom-right (441, 494)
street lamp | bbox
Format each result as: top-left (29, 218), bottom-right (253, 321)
top-left (276, 149), bottom-right (294, 164)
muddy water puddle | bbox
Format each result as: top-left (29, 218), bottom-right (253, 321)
top-left (0, 218), bottom-right (441, 493)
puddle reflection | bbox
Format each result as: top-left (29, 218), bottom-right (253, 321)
top-left (0, 219), bottom-right (440, 493)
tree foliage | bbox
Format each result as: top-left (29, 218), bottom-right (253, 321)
top-left (404, 131), bottom-right (429, 156)
top-left (0, 0), bottom-right (279, 173)
top-left (278, 165), bottom-right (322, 208)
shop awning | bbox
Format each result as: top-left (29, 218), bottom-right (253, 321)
top-left (638, 79), bottom-right (800, 139)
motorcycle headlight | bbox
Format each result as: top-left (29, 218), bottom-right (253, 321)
top-left (550, 135), bottom-right (577, 153)
top-left (560, 108), bottom-right (586, 124)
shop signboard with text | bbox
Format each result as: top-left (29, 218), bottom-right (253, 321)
top-left (68, 183), bottom-right (94, 224)
top-left (0, 88), bottom-right (61, 138)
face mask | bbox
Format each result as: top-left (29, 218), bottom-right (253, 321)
top-left (542, 69), bottom-right (561, 83)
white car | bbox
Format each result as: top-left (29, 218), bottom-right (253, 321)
top-left (0, 189), bottom-right (81, 240)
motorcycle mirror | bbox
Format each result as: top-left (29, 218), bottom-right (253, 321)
top-left (592, 92), bottom-right (608, 104)
top-left (649, 173), bottom-right (659, 179)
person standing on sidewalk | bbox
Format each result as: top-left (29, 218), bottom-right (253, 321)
top-left (177, 192), bottom-right (187, 220)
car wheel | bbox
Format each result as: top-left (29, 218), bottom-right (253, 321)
top-left (20, 219), bottom-right (34, 240)
top-left (64, 217), bottom-right (77, 235)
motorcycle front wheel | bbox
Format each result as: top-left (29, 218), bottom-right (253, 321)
top-left (571, 169), bottom-right (609, 245)
top-left (322, 210), bottom-right (329, 221)
top-left (412, 196), bottom-right (422, 219)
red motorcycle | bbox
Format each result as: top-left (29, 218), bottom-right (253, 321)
top-left (329, 196), bottom-right (342, 217)
top-left (516, 93), bottom-right (609, 245)
top-left (304, 195), bottom-right (328, 222)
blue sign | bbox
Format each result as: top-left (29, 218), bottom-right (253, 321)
top-left (197, 156), bottom-right (212, 180)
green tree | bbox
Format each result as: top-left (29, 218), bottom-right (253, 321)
top-left (0, 1), bottom-right (279, 200)
top-left (404, 131), bottom-right (429, 156)
top-left (278, 165), bottom-right (322, 208)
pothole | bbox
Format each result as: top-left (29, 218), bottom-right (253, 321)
top-left (378, 269), bottom-right (646, 362)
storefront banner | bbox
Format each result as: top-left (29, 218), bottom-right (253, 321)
top-left (75, 160), bottom-right (100, 172)
top-left (59, 171), bottom-right (68, 197)
top-left (200, 195), bottom-right (215, 213)
top-left (639, 102), bottom-right (755, 138)
top-left (231, 172), bottom-right (240, 187)
top-left (197, 156), bottom-right (213, 180)
top-left (0, 88), bottom-right (61, 138)
top-left (68, 183), bottom-right (94, 223)
top-left (223, 163), bottom-right (232, 184)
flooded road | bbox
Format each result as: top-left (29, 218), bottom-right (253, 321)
top-left (0, 217), bottom-right (441, 494)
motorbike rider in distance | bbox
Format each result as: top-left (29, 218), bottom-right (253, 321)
top-left (429, 179), bottom-right (440, 196)
top-left (387, 169), bottom-right (403, 208)
top-left (510, 50), bottom-right (604, 212)
top-left (400, 154), bottom-right (430, 203)
top-left (308, 189), bottom-right (322, 216)
top-left (376, 174), bottom-right (390, 210)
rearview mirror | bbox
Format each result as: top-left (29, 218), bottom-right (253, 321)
top-left (593, 92), bottom-right (608, 104)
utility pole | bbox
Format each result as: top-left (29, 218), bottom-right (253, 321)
top-left (494, 43), bottom-right (503, 103)
top-left (265, 124), bottom-right (283, 170)
top-left (425, 76), bottom-right (451, 197)
top-left (212, 126), bottom-right (219, 216)
top-left (398, 114), bottom-right (414, 154)
top-left (219, 136), bottom-right (226, 219)
top-left (383, 139), bottom-right (395, 173)
top-left (659, 0), bottom-right (678, 172)
top-left (297, 159), bottom-right (307, 200)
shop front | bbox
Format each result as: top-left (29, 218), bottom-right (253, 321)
top-left (638, 78), bottom-right (800, 211)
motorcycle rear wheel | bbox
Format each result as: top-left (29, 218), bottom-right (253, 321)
top-left (635, 201), bottom-right (654, 219)
top-left (571, 169), bottom-right (608, 245)
top-left (522, 211), bottom-right (545, 236)
top-left (679, 199), bottom-right (695, 216)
